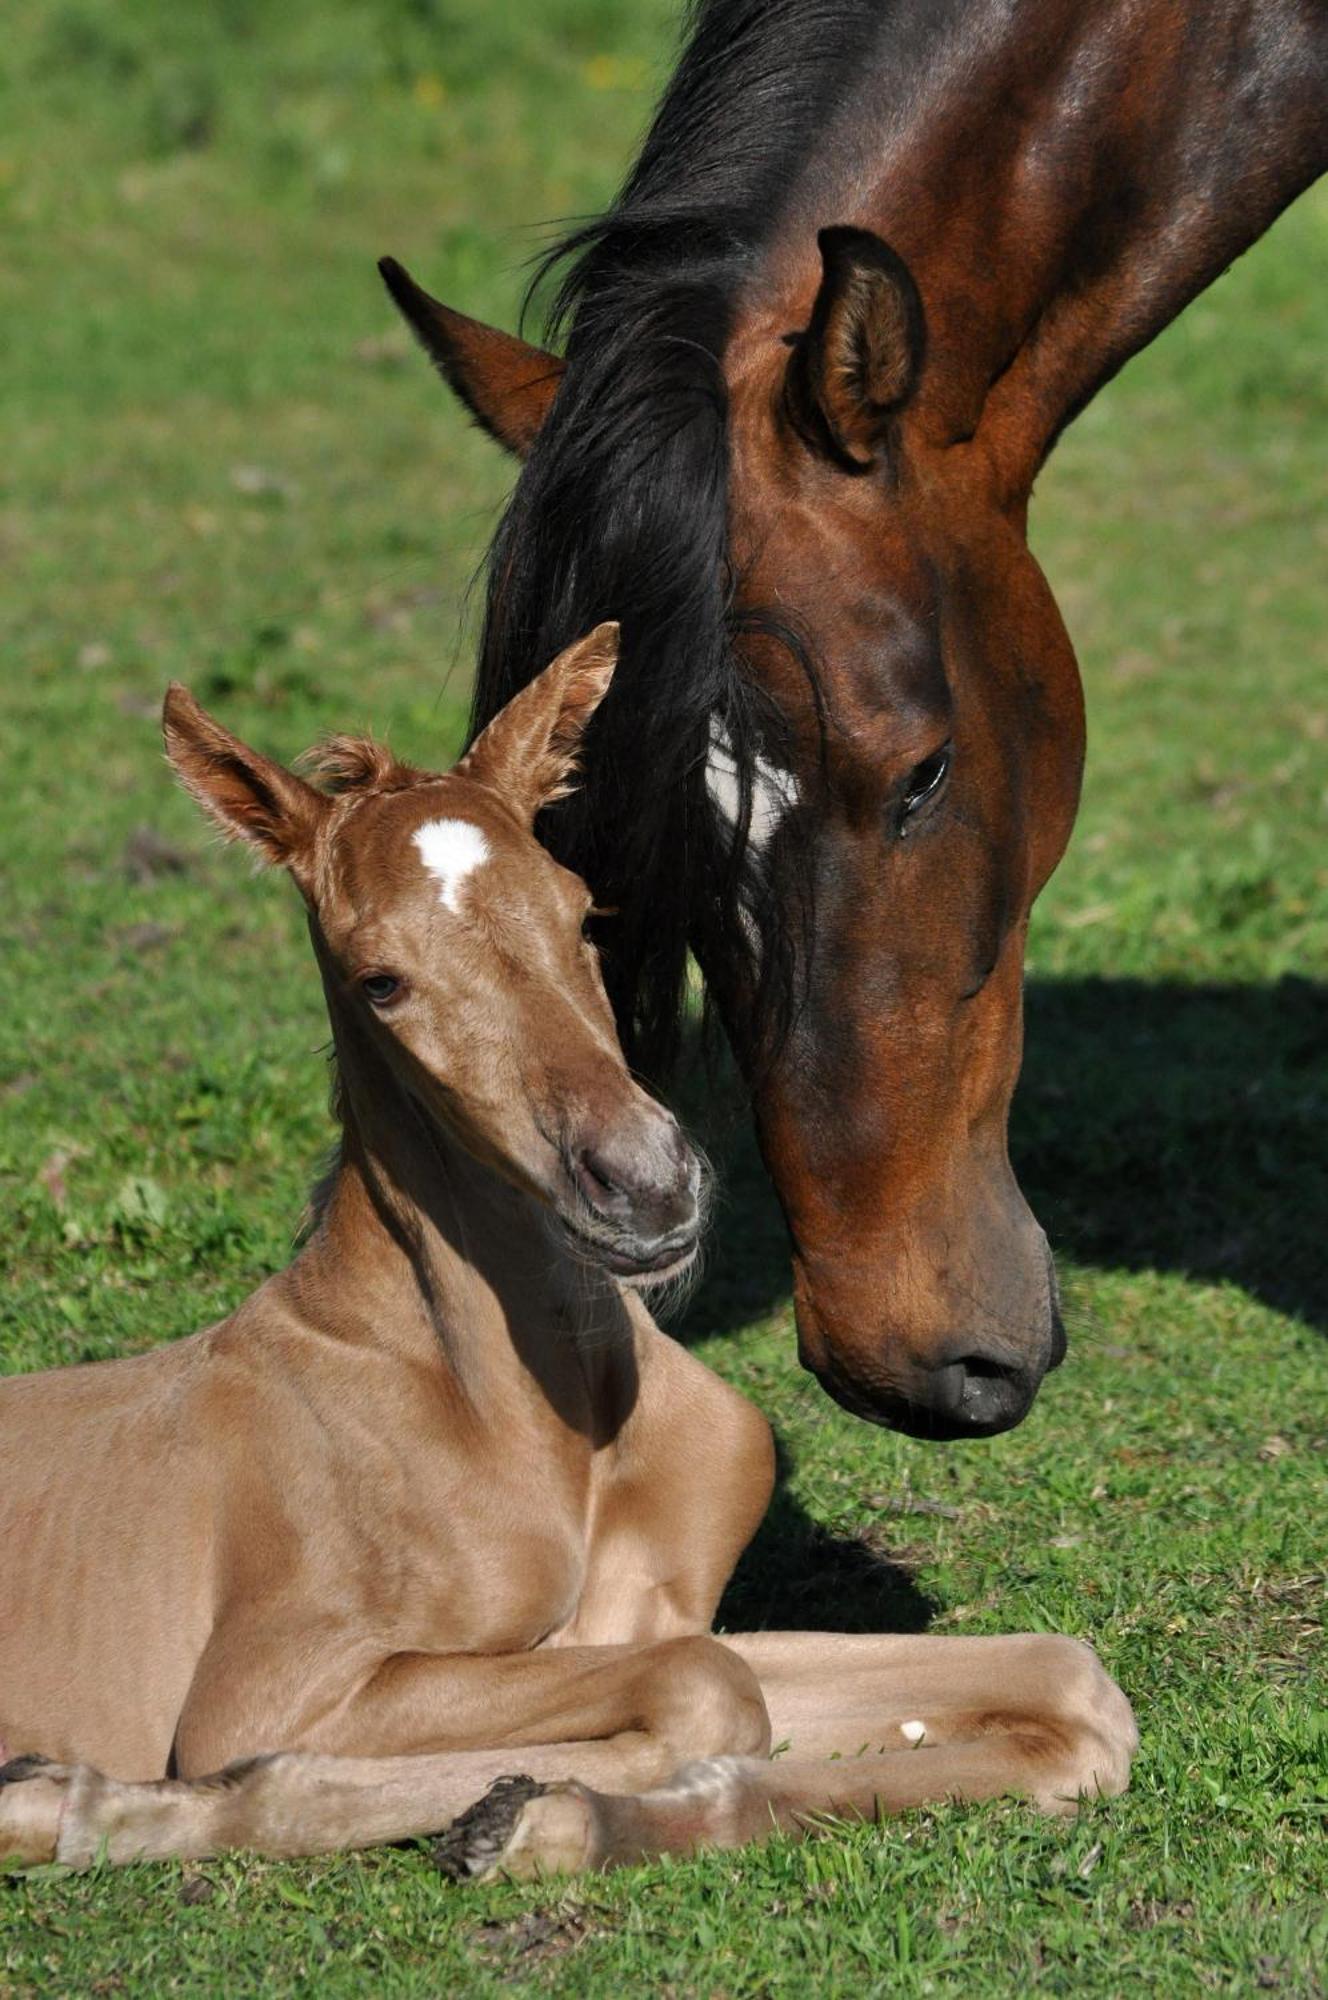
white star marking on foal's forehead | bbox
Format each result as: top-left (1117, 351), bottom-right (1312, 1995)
top-left (412, 818), bottom-right (490, 913)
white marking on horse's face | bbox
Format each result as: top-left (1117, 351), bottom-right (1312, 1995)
top-left (900, 1719), bottom-right (927, 1745)
top-left (413, 818), bottom-right (490, 913)
top-left (705, 721), bottom-right (798, 850)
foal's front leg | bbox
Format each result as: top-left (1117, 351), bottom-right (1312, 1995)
top-left (463, 1630), bottom-right (1138, 1877)
top-left (0, 1636), bottom-right (768, 1868)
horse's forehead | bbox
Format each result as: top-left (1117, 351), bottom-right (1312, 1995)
top-left (732, 443), bottom-right (1060, 757)
top-left (735, 531), bottom-right (951, 769)
top-left (837, 581), bottom-right (949, 718)
top-left (325, 783), bottom-right (522, 914)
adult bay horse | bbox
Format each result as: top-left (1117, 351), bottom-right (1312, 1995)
top-left (381, 0), bottom-right (1327, 1439)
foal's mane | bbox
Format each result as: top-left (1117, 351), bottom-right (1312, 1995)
top-left (298, 734), bottom-right (425, 796)
top-left (470, 0), bottom-right (888, 1076)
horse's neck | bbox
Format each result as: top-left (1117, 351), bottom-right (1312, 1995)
top-left (280, 999), bottom-right (635, 1438)
top-left (759, 0), bottom-right (1326, 491)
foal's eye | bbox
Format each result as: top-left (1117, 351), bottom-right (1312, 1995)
top-left (361, 973), bottom-right (401, 1006)
top-left (899, 746), bottom-right (952, 831)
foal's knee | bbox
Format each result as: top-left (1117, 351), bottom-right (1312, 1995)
top-left (648, 1637), bottom-right (771, 1766)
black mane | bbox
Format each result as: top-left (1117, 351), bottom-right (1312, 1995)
top-left (470, 0), bottom-right (886, 1075)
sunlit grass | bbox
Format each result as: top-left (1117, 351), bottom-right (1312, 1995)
top-left (1, 3), bottom-right (1325, 1993)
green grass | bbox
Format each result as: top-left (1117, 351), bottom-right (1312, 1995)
top-left (2, 2), bottom-right (1326, 1993)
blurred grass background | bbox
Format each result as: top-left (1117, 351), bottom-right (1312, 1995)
top-left (1, 2), bottom-right (1326, 1994)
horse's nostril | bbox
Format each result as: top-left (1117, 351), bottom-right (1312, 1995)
top-left (944, 1355), bottom-right (1029, 1432)
top-left (957, 1353), bottom-right (1013, 1382)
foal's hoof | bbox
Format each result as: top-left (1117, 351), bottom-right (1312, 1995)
top-left (432, 1774), bottom-right (599, 1882)
top-left (432, 1775), bottom-right (546, 1880)
top-left (0, 1755), bottom-right (59, 1787)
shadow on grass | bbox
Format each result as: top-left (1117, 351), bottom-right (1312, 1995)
top-left (670, 973), bottom-right (1324, 1634)
top-left (1018, 973), bottom-right (1327, 1333)
top-left (673, 972), bottom-right (1328, 1348)
top-left (717, 1455), bottom-right (940, 1633)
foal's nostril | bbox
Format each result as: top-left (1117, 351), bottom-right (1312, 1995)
top-left (572, 1146), bottom-right (628, 1215)
top-left (567, 1113), bottom-right (701, 1272)
top-left (566, 1125), bottom-right (701, 1280)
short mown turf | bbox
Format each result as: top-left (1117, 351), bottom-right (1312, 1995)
top-left (2, 3), bottom-right (1325, 1993)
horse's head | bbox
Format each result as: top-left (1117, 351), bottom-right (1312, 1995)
top-left (162, 625), bottom-right (703, 1286)
top-left (714, 230), bottom-right (1086, 1436)
top-left (381, 236), bottom-right (1083, 1437)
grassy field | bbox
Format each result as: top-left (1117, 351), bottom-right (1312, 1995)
top-left (1, 1), bottom-right (1325, 1993)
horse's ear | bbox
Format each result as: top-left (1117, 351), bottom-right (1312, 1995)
top-left (378, 257), bottom-right (564, 458)
top-left (163, 684), bottom-right (327, 877)
top-left (458, 623), bottom-right (619, 817)
top-left (785, 226), bottom-right (925, 469)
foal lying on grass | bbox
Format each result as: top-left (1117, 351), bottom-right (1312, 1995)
top-left (0, 625), bottom-right (1136, 1877)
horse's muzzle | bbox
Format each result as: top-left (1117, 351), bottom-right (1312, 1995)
top-left (791, 1229), bottom-right (1064, 1440)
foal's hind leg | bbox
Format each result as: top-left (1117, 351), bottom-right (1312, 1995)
top-left (456, 1630), bottom-right (1137, 1878)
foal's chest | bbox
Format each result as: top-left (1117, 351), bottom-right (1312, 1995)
top-left (376, 1419), bottom-right (598, 1656)
top-left (348, 1307), bottom-right (767, 1659)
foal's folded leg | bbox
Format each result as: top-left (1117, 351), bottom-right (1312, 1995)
top-left (0, 1635), bottom-right (769, 1868)
top-left (720, 1629), bottom-right (1139, 1797)
top-left (1, 1742), bottom-right (684, 1869)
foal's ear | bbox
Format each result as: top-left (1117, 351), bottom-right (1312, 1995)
top-left (163, 684), bottom-right (327, 876)
top-left (785, 226), bottom-right (925, 469)
top-left (378, 257), bottom-right (565, 459)
top-left (458, 623), bottom-right (619, 818)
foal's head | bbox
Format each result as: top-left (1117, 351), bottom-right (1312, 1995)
top-left (163, 625), bottom-right (701, 1282)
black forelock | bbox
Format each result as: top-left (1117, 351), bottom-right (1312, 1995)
top-left (470, 0), bottom-right (888, 1076)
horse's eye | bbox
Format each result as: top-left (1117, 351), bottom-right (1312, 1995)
top-left (361, 973), bottom-right (401, 1006)
top-left (899, 747), bottom-right (951, 829)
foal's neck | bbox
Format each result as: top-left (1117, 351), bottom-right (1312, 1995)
top-left (284, 983), bottom-right (636, 1436)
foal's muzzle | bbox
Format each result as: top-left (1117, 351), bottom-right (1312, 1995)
top-left (560, 1108), bottom-right (703, 1282)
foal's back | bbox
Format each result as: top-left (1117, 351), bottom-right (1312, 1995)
top-left (1, 1333), bottom-right (220, 1770)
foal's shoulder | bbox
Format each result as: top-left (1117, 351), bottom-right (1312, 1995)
top-left (624, 1293), bottom-right (775, 1481)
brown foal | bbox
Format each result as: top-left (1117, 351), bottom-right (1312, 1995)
top-left (0, 625), bottom-right (1135, 1876)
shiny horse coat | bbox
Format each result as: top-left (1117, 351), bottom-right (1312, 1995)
top-left (381, 0), bottom-right (1327, 1438)
top-left (0, 630), bottom-right (1134, 1875)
